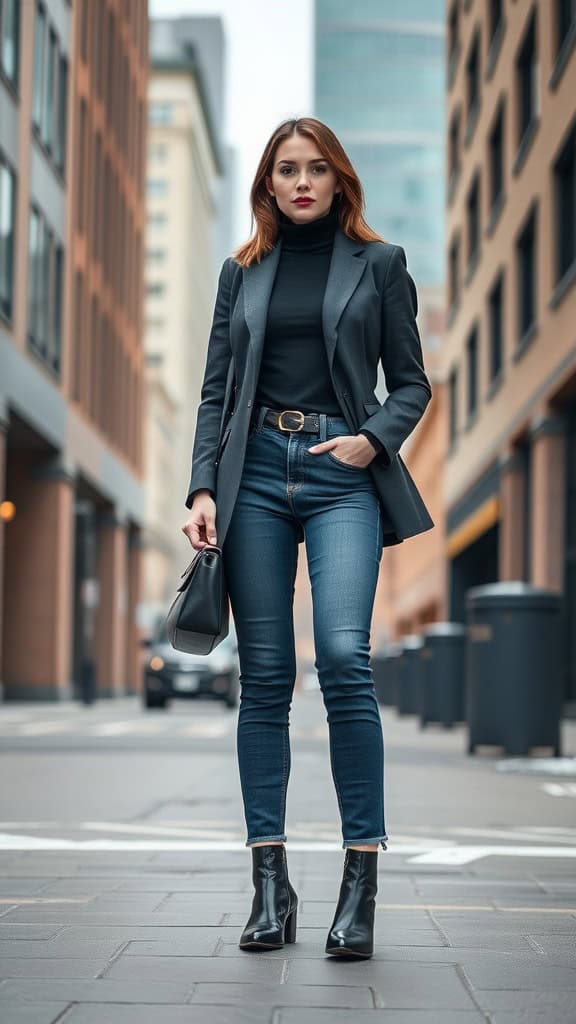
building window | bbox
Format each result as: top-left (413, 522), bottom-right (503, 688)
top-left (0, 0), bottom-right (20, 87)
top-left (449, 366), bottom-right (458, 447)
top-left (489, 100), bottom-right (505, 211)
top-left (466, 172), bottom-right (481, 272)
top-left (31, 3), bottom-right (68, 174)
top-left (72, 269), bottom-right (84, 402)
top-left (147, 178), bottom-right (168, 197)
top-left (146, 248), bottom-right (165, 263)
top-left (149, 142), bottom-right (168, 161)
top-left (516, 11), bottom-right (537, 149)
top-left (489, 0), bottom-right (503, 46)
top-left (553, 118), bottom-right (576, 284)
top-left (448, 1), bottom-right (459, 80)
top-left (27, 204), bottom-right (64, 374)
top-left (466, 325), bottom-right (478, 422)
top-left (146, 282), bottom-right (165, 297)
top-left (149, 102), bottom-right (174, 125)
top-left (488, 273), bottom-right (504, 385)
top-left (466, 28), bottom-right (480, 134)
top-left (449, 234), bottom-right (460, 313)
top-left (516, 204), bottom-right (537, 344)
top-left (0, 151), bottom-right (16, 321)
top-left (449, 108), bottom-right (461, 184)
top-left (32, 3), bottom-right (45, 128)
top-left (556, 0), bottom-right (576, 56)
top-left (147, 211), bottom-right (167, 227)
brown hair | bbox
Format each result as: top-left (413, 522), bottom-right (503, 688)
top-left (232, 117), bottom-right (385, 267)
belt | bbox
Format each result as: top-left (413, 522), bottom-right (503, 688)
top-left (258, 407), bottom-right (328, 434)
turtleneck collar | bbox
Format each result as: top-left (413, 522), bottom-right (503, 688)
top-left (277, 197), bottom-right (340, 250)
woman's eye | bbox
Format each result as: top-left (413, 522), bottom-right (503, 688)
top-left (278, 166), bottom-right (328, 175)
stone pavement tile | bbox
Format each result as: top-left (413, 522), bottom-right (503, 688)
top-left (38, 879), bottom-right (132, 895)
top-left (0, 1002), bottom-right (72, 1024)
top-left (430, 912), bottom-right (576, 934)
top-left (419, 930), bottom-right (532, 951)
top-left (474, 988), bottom-right (576, 1017)
top-left (57, 927), bottom-right (223, 951)
top-left (460, 960), bottom-right (576, 990)
top-left (0, 926), bottom-right (64, 940)
top-left (0, 940), bottom-right (124, 959)
top-left (0, 880), bottom-right (55, 896)
top-left (284, 961), bottom-right (474, 1009)
top-left (1, 908), bottom-right (225, 926)
top-left (116, 877), bottom-right (249, 893)
top-left (0, 978), bottom-right (193, 1003)
top-left (188, 982), bottom-right (374, 1008)
top-left (105, 953), bottom-right (286, 984)
top-left (0, 958), bottom-right (105, 979)
top-left (63, 1006), bottom-right (271, 1023)
top-left (527, 931), bottom-right (576, 954)
top-left (277, 1012), bottom-right (485, 1023)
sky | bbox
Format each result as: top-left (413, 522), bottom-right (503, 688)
top-left (149, 0), bottom-right (314, 244)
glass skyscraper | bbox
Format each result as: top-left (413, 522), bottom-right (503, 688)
top-left (314, 0), bottom-right (446, 287)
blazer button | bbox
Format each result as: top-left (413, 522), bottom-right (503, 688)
top-left (247, 400), bottom-right (252, 407)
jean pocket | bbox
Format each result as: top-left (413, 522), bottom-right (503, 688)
top-left (326, 449), bottom-right (368, 471)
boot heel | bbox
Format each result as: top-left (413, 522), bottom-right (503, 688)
top-left (284, 906), bottom-right (297, 943)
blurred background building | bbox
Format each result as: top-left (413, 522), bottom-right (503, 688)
top-left (443, 0), bottom-right (576, 710)
top-left (0, 0), bottom-right (147, 700)
top-left (314, 0), bottom-right (448, 652)
top-left (141, 15), bottom-right (230, 633)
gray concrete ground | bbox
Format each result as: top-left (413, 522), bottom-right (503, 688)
top-left (0, 690), bottom-right (575, 1023)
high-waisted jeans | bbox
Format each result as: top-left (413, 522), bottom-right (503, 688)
top-left (222, 403), bottom-right (389, 851)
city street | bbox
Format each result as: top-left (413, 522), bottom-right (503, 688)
top-left (0, 691), bottom-right (575, 1022)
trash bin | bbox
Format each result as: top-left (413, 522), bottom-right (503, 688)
top-left (397, 634), bottom-right (424, 716)
top-left (419, 622), bottom-right (466, 729)
top-left (371, 653), bottom-right (387, 704)
top-left (465, 581), bottom-right (563, 757)
top-left (379, 642), bottom-right (402, 707)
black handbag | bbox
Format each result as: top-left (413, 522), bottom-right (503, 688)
top-left (165, 544), bottom-right (229, 654)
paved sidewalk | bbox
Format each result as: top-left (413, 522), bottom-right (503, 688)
top-left (0, 693), bottom-right (575, 1023)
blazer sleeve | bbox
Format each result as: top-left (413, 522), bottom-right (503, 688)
top-left (185, 257), bottom-right (233, 509)
top-left (358, 245), bottom-right (432, 466)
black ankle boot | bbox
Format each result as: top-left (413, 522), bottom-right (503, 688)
top-left (239, 844), bottom-right (298, 950)
top-left (325, 848), bottom-right (378, 958)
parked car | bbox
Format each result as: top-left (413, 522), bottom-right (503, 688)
top-left (142, 615), bottom-right (239, 710)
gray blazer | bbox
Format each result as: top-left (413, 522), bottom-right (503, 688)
top-left (185, 227), bottom-right (434, 548)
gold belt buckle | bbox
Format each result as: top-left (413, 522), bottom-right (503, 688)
top-left (278, 409), bottom-right (305, 432)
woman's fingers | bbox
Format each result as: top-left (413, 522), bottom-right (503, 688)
top-left (181, 510), bottom-right (217, 550)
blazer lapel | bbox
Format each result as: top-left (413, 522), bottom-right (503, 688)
top-left (241, 225), bottom-right (368, 377)
top-left (241, 240), bottom-right (282, 381)
top-left (322, 229), bottom-right (368, 372)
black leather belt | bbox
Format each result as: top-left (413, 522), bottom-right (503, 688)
top-left (260, 407), bottom-right (323, 434)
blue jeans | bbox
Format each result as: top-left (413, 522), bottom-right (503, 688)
top-left (222, 404), bottom-right (389, 851)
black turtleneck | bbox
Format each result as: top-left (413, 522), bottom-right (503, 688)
top-left (254, 201), bottom-right (343, 416)
top-left (254, 199), bottom-right (383, 455)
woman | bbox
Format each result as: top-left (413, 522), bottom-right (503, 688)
top-left (182, 117), bottom-right (433, 959)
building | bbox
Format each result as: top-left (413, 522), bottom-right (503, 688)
top-left (314, 0), bottom-right (448, 648)
top-left (141, 17), bottom-right (227, 633)
top-left (0, 0), bottom-right (148, 699)
top-left (444, 0), bottom-right (576, 708)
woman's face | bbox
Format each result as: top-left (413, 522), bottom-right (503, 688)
top-left (265, 133), bottom-right (341, 224)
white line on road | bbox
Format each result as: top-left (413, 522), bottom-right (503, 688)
top-left (0, 832), bottom-right (575, 863)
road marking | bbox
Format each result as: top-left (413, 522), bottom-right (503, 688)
top-left (90, 720), bottom-right (170, 736)
top-left (541, 783), bottom-right (576, 797)
top-left (0, 832), bottom-right (575, 863)
top-left (17, 721), bottom-right (74, 736)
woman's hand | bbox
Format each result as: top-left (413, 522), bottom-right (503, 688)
top-left (181, 491), bottom-right (218, 550)
top-left (307, 434), bottom-right (379, 469)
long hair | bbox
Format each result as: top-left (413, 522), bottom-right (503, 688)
top-left (232, 117), bottom-right (385, 267)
